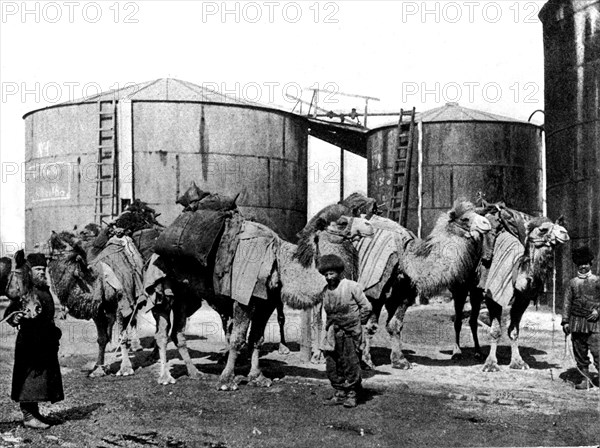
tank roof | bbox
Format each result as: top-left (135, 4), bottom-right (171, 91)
top-left (372, 102), bottom-right (535, 131)
top-left (23, 78), bottom-right (289, 118)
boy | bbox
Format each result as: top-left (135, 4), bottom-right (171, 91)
top-left (5, 253), bottom-right (64, 428)
top-left (318, 254), bottom-right (372, 408)
top-left (562, 246), bottom-right (600, 390)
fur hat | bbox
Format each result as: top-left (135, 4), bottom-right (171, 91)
top-left (317, 254), bottom-right (345, 274)
top-left (572, 246), bottom-right (594, 265)
top-left (26, 253), bottom-right (47, 268)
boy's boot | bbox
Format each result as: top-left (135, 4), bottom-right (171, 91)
top-left (343, 390), bottom-right (357, 408)
top-left (324, 390), bottom-right (346, 406)
top-left (21, 403), bottom-right (50, 430)
top-left (575, 368), bottom-right (593, 390)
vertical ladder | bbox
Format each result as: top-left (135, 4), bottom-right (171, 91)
top-left (94, 100), bottom-right (119, 225)
top-left (387, 107), bottom-right (416, 226)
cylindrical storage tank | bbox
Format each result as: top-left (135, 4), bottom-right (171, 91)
top-left (367, 103), bottom-right (544, 236)
top-left (540, 0), bottom-right (600, 286)
top-left (23, 78), bottom-right (307, 248)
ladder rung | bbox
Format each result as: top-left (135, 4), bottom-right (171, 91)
top-left (98, 144), bottom-right (115, 149)
top-left (99, 128), bottom-right (114, 132)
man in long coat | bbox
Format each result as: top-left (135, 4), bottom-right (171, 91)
top-left (4, 253), bottom-right (63, 429)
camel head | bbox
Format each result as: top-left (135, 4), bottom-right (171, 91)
top-left (526, 217), bottom-right (570, 248)
top-left (447, 200), bottom-right (491, 241)
top-left (325, 216), bottom-right (375, 241)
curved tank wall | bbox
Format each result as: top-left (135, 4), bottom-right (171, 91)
top-left (541, 0), bottom-right (600, 286)
top-left (24, 95), bottom-right (307, 248)
top-left (367, 109), bottom-right (544, 237)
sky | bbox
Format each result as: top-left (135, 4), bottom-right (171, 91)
top-left (0, 0), bottom-right (548, 254)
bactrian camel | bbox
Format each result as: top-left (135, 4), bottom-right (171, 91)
top-left (147, 210), bottom-right (374, 389)
top-left (47, 231), bottom-right (146, 378)
top-left (298, 194), bottom-right (491, 369)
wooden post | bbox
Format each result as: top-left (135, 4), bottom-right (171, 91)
top-left (300, 309), bottom-right (312, 362)
top-left (340, 148), bottom-right (345, 201)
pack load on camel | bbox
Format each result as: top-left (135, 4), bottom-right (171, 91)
top-left (154, 182), bottom-right (239, 267)
top-left (144, 183), bottom-right (375, 388)
top-left (46, 199), bottom-right (163, 377)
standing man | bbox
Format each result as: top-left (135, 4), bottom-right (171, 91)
top-left (562, 246), bottom-right (600, 390)
top-left (4, 253), bottom-right (64, 428)
top-left (318, 254), bottom-right (371, 408)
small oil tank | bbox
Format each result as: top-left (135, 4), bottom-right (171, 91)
top-left (23, 79), bottom-right (308, 247)
top-left (367, 103), bottom-right (544, 236)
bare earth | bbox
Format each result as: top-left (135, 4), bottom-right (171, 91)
top-left (1, 299), bottom-right (599, 448)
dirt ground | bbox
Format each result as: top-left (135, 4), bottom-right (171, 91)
top-left (1, 298), bottom-right (599, 448)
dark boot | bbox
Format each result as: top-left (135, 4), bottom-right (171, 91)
top-left (575, 369), bottom-right (593, 390)
top-left (324, 390), bottom-right (346, 406)
top-left (21, 403), bottom-right (50, 430)
top-left (343, 390), bottom-right (357, 408)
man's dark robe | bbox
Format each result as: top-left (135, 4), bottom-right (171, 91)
top-left (5, 285), bottom-right (64, 403)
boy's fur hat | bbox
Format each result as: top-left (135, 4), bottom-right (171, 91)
top-left (572, 246), bottom-right (594, 265)
top-left (317, 254), bottom-right (345, 274)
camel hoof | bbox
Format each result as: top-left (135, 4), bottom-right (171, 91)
top-left (509, 361), bottom-right (529, 370)
top-left (187, 367), bottom-right (205, 380)
top-left (362, 358), bottom-right (376, 370)
top-left (116, 366), bottom-right (135, 377)
top-left (278, 344), bottom-right (291, 355)
top-left (248, 373), bottom-right (272, 388)
top-left (158, 373), bottom-right (177, 385)
top-left (89, 365), bottom-right (108, 378)
top-left (482, 363), bottom-right (500, 373)
top-left (392, 359), bottom-right (411, 370)
top-left (218, 382), bottom-right (239, 391)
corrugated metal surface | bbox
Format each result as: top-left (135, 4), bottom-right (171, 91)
top-left (541, 0), bottom-right (600, 289)
top-left (24, 79), bottom-right (308, 247)
top-left (367, 104), bottom-right (543, 236)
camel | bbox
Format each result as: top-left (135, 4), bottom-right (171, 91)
top-left (298, 194), bottom-right (491, 369)
top-left (480, 216), bottom-right (569, 371)
top-left (449, 203), bottom-right (569, 366)
top-left (147, 207), bottom-right (374, 389)
top-left (47, 229), bottom-right (147, 378)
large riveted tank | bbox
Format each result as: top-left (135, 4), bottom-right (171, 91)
top-left (367, 103), bottom-right (544, 236)
top-left (541, 0), bottom-right (600, 286)
top-left (23, 78), bottom-right (308, 248)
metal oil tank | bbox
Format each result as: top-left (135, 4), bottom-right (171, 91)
top-left (367, 103), bottom-right (544, 236)
top-left (23, 78), bottom-right (308, 247)
top-left (541, 0), bottom-right (600, 286)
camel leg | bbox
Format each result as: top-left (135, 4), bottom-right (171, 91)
top-left (276, 300), bottom-right (290, 355)
top-left (247, 297), bottom-right (278, 387)
top-left (451, 286), bottom-right (468, 360)
top-left (482, 299), bottom-right (502, 372)
top-left (363, 299), bottom-right (383, 370)
top-left (152, 302), bottom-right (176, 385)
top-left (508, 293), bottom-right (530, 370)
top-left (387, 285), bottom-right (414, 370)
top-left (116, 312), bottom-right (134, 376)
top-left (128, 321), bottom-right (143, 352)
top-left (219, 302), bottom-right (251, 391)
top-left (469, 287), bottom-right (485, 360)
top-left (172, 299), bottom-right (203, 380)
top-left (90, 315), bottom-right (111, 377)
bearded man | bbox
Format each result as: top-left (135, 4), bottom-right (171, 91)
top-left (4, 253), bottom-right (63, 429)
